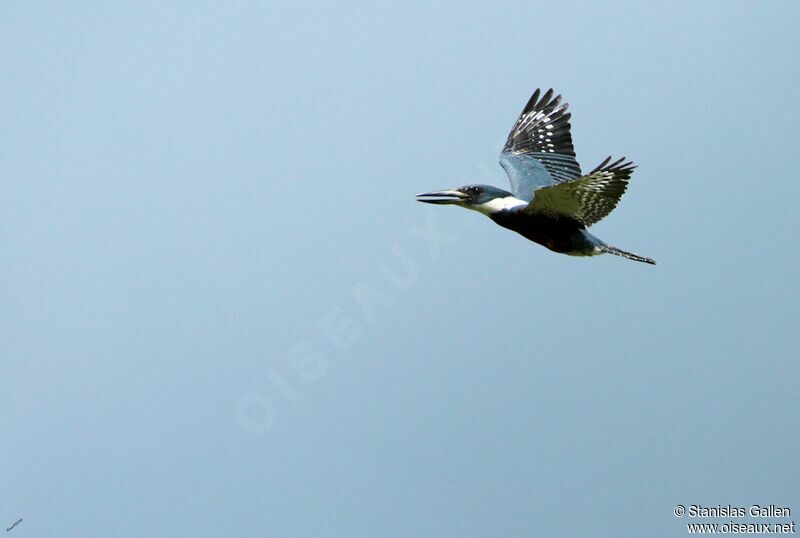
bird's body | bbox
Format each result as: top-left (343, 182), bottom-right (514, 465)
top-left (491, 209), bottom-right (599, 257)
top-left (417, 89), bottom-right (655, 265)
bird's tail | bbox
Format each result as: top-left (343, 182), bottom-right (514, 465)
top-left (598, 244), bottom-right (656, 265)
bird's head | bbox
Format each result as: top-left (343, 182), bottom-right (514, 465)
top-left (415, 184), bottom-right (522, 215)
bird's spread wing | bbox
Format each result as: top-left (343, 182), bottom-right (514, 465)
top-left (525, 157), bottom-right (635, 228)
top-left (499, 89), bottom-right (582, 201)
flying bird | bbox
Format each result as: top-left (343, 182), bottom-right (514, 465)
top-left (416, 89), bottom-right (656, 264)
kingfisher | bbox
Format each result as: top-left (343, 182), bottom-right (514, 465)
top-left (416, 89), bottom-right (656, 264)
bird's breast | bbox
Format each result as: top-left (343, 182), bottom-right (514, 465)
top-left (489, 210), bottom-right (593, 255)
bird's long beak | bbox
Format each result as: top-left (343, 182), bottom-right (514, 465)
top-left (415, 190), bottom-right (468, 205)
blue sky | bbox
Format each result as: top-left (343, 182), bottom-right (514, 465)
top-left (2, 1), bottom-right (799, 536)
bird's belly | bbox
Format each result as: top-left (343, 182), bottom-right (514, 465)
top-left (490, 211), bottom-right (596, 256)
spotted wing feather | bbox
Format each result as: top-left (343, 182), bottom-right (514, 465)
top-left (499, 89), bottom-right (583, 201)
top-left (525, 157), bottom-right (635, 228)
